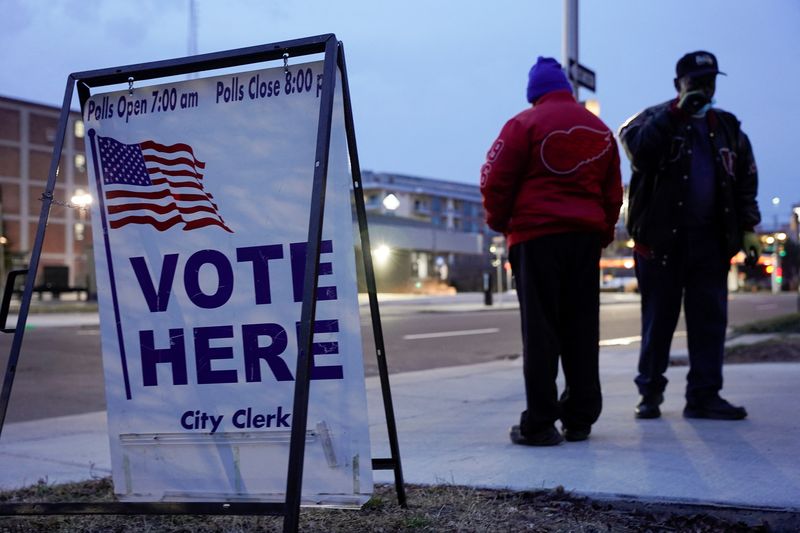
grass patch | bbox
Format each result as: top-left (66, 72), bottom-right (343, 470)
top-left (733, 312), bottom-right (800, 334)
top-left (725, 336), bottom-right (800, 364)
top-left (0, 479), bottom-right (775, 532)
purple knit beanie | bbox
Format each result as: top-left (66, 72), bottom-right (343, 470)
top-left (526, 57), bottom-right (572, 103)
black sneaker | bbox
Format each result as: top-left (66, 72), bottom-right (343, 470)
top-left (562, 426), bottom-right (591, 442)
top-left (635, 394), bottom-right (663, 419)
top-left (509, 425), bottom-right (564, 446)
top-left (684, 396), bottom-right (747, 420)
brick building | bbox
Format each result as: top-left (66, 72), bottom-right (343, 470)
top-left (0, 95), bottom-right (92, 293)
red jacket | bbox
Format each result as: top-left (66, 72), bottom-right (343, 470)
top-left (480, 90), bottom-right (623, 248)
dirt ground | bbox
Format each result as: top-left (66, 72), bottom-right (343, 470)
top-left (724, 336), bottom-right (800, 364)
top-left (0, 479), bottom-right (788, 532)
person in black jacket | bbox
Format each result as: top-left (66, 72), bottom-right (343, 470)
top-left (619, 51), bottom-right (761, 421)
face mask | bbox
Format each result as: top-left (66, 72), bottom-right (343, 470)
top-left (692, 98), bottom-right (715, 118)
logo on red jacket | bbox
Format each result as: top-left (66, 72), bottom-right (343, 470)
top-left (480, 162), bottom-right (491, 187)
top-left (486, 139), bottom-right (504, 162)
top-left (718, 148), bottom-right (737, 177)
top-left (480, 139), bottom-right (504, 186)
top-left (540, 126), bottom-right (612, 175)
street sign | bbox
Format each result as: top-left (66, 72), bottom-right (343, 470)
top-left (568, 59), bottom-right (596, 92)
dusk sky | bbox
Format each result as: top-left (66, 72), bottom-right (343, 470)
top-left (2, 0), bottom-right (798, 228)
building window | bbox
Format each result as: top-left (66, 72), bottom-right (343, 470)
top-left (74, 154), bottom-right (86, 173)
top-left (74, 120), bottom-right (85, 138)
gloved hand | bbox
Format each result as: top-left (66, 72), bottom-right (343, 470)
top-left (742, 231), bottom-right (761, 266)
top-left (678, 90), bottom-right (710, 115)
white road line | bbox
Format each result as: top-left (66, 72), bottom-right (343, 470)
top-left (599, 335), bottom-right (641, 346)
top-left (599, 331), bottom-right (687, 346)
top-left (403, 328), bottom-right (499, 340)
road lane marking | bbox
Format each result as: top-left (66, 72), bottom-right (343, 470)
top-left (600, 331), bottom-right (686, 346)
top-left (599, 335), bottom-right (641, 346)
top-left (403, 328), bottom-right (499, 340)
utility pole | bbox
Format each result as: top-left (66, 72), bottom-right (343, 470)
top-left (187, 0), bottom-right (199, 79)
top-left (563, 0), bottom-right (579, 98)
top-left (188, 0), bottom-right (198, 56)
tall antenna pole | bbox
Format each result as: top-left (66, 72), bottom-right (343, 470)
top-left (188, 0), bottom-right (198, 78)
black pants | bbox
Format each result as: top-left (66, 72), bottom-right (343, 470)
top-left (634, 227), bottom-right (729, 402)
top-left (509, 232), bottom-right (602, 434)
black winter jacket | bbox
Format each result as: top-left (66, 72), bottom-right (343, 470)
top-left (619, 100), bottom-right (761, 261)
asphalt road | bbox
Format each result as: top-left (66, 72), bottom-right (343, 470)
top-left (0, 292), bottom-right (796, 424)
top-left (362, 291), bottom-right (797, 375)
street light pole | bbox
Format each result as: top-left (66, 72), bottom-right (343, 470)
top-left (794, 207), bottom-right (800, 312)
top-left (70, 189), bottom-right (93, 295)
top-left (563, 0), bottom-right (579, 98)
top-left (490, 236), bottom-right (505, 303)
top-left (771, 196), bottom-right (781, 231)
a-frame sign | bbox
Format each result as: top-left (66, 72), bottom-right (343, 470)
top-left (0, 34), bottom-right (405, 532)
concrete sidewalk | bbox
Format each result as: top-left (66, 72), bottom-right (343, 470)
top-left (369, 350), bottom-right (800, 512)
top-left (1, 345), bottom-right (798, 514)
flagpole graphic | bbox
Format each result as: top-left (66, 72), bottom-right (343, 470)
top-left (87, 129), bottom-right (132, 400)
top-left (96, 135), bottom-right (233, 232)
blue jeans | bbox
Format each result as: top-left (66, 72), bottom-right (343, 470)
top-left (634, 227), bottom-right (729, 403)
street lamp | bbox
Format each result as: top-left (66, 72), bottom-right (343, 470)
top-left (382, 193), bottom-right (400, 211)
top-left (583, 99), bottom-right (601, 117)
top-left (771, 196), bottom-right (781, 230)
top-left (70, 189), bottom-right (92, 241)
top-left (70, 189), bottom-right (93, 298)
top-left (71, 189), bottom-right (92, 210)
top-left (372, 244), bottom-right (391, 267)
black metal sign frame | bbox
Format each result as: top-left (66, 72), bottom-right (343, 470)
top-left (0, 33), bottom-right (405, 532)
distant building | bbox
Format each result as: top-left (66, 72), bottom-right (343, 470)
top-left (360, 171), bottom-right (495, 292)
top-left (0, 95), bottom-right (91, 293)
top-left (0, 94), bottom-right (496, 296)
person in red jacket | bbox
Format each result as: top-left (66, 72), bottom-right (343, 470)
top-left (481, 57), bottom-right (622, 446)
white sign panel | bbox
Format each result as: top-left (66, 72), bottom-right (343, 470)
top-left (83, 61), bottom-right (373, 506)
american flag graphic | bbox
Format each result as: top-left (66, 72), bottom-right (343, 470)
top-left (96, 135), bottom-right (232, 232)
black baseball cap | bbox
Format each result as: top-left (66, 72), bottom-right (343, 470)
top-left (675, 51), bottom-right (726, 78)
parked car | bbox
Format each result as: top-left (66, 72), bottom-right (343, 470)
top-left (600, 267), bottom-right (638, 292)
